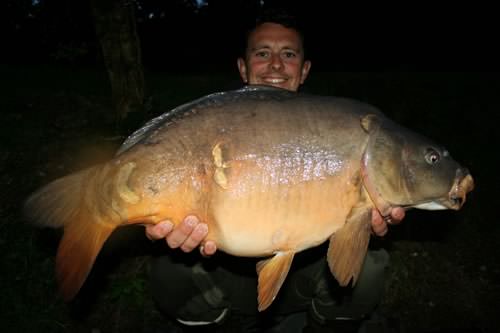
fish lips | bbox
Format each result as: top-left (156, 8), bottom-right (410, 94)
top-left (446, 172), bottom-right (474, 210)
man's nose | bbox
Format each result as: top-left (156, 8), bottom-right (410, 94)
top-left (270, 54), bottom-right (284, 71)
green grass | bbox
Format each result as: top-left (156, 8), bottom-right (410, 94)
top-left (1, 65), bottom-right (497, 332)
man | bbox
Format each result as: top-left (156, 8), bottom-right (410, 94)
top-left (146, 11), bottom-right (405, 332)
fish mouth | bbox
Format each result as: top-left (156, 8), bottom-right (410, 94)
top-left (407, 172), bottom-right (474, 211)
top-left (445, 172), bottom-right (475, 210)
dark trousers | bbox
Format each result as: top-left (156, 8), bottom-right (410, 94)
top-left (150, 242), bottom-right (389, 325)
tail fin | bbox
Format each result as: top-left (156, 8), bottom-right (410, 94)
top-left (25, 164), bottom-right (121, 301)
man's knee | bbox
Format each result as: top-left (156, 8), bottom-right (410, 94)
top-left (150, 254), bottom-right (261, 325)
top-left (150, 255), bottom-right (229, 325)
top-left (311, 249), bottom-right (390, 323)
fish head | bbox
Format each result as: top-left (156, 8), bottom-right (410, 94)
top-left (360, 114), bottom-right (474, 214)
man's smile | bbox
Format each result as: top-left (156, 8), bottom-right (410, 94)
top-left (261, 76), bottom-right (288, 84)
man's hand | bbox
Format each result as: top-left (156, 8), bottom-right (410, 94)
top-left (145, 215), bottom-right (217, 256)
top-left (371, 207), bottom-right (405, 237)
top-left (145, 208), bottom-right (402, 254)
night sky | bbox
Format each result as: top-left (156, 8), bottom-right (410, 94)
top-left (3, 0), bottom-right (499, 71)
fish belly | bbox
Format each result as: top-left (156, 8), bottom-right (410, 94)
top-left (211, 172), bottom-right (360, 257)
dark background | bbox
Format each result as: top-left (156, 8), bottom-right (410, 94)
top-left (3, 0), bottom-right (499, 71)
top-left (1, 1), bottom-right (499, 333)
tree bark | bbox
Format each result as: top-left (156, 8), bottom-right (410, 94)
top-left (90, 0), bottom-right (145, 126)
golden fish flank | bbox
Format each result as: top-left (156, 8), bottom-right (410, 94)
top-left (24, 86), bottom-right (474, 311)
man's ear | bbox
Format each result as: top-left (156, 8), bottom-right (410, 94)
top-left (237, 58), bottom-right (248, 83)
top-left (300, 60), bottom-right (312, 84)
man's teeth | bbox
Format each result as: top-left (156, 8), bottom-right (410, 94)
top-left (264, 78), bottom-right (286, 83)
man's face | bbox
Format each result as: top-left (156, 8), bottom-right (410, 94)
top-left (237, 23), bottom-right (311, 92)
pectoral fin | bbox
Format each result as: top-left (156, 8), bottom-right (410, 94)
top-left (256, 251), bottom-right (295, 311)
top-left (327, 207), bottom-right (372, 287)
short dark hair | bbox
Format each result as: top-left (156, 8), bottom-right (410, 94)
top-left (241, 8), bottom-right (306, 58)
top-left (255, 8), bottom-right (302, 31)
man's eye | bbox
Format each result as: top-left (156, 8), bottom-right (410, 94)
top-left (283, 51), bottom-right (296, 58)
top-left (255, 51), bottom-right (269, 58)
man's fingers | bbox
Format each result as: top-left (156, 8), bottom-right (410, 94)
top-left (371, 208), bottom-right (388, 237)
top-left (372, 222), bottom-right (388, 236)
top-left (370, 206), bottom-right (405, 237)
top-left (166, 216), bottom-right (198, 248)
top-left (390, 207), bottom-right (405, 224)
top-left (199, 240), bottom-right (217, 257)
top-left (145, 221), bottom-right (174, 241)
top-left (179, 223), bottom-right (208, 252)
top-left (145, 215), bottom-right (216, 254)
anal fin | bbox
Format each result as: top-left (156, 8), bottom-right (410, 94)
top-left (327, 207), bottom-right (372, 287)
top-left (256, 251), bottom-right (295, 311)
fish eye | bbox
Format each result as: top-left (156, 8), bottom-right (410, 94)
top-left (425, 148), bottom-right (441, 165)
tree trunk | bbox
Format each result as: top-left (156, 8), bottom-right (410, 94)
top-left (90, 0), bottom-right (145, 129)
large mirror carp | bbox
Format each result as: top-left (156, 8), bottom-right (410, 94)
top-left (25, 86), bottom-right (474, 311)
